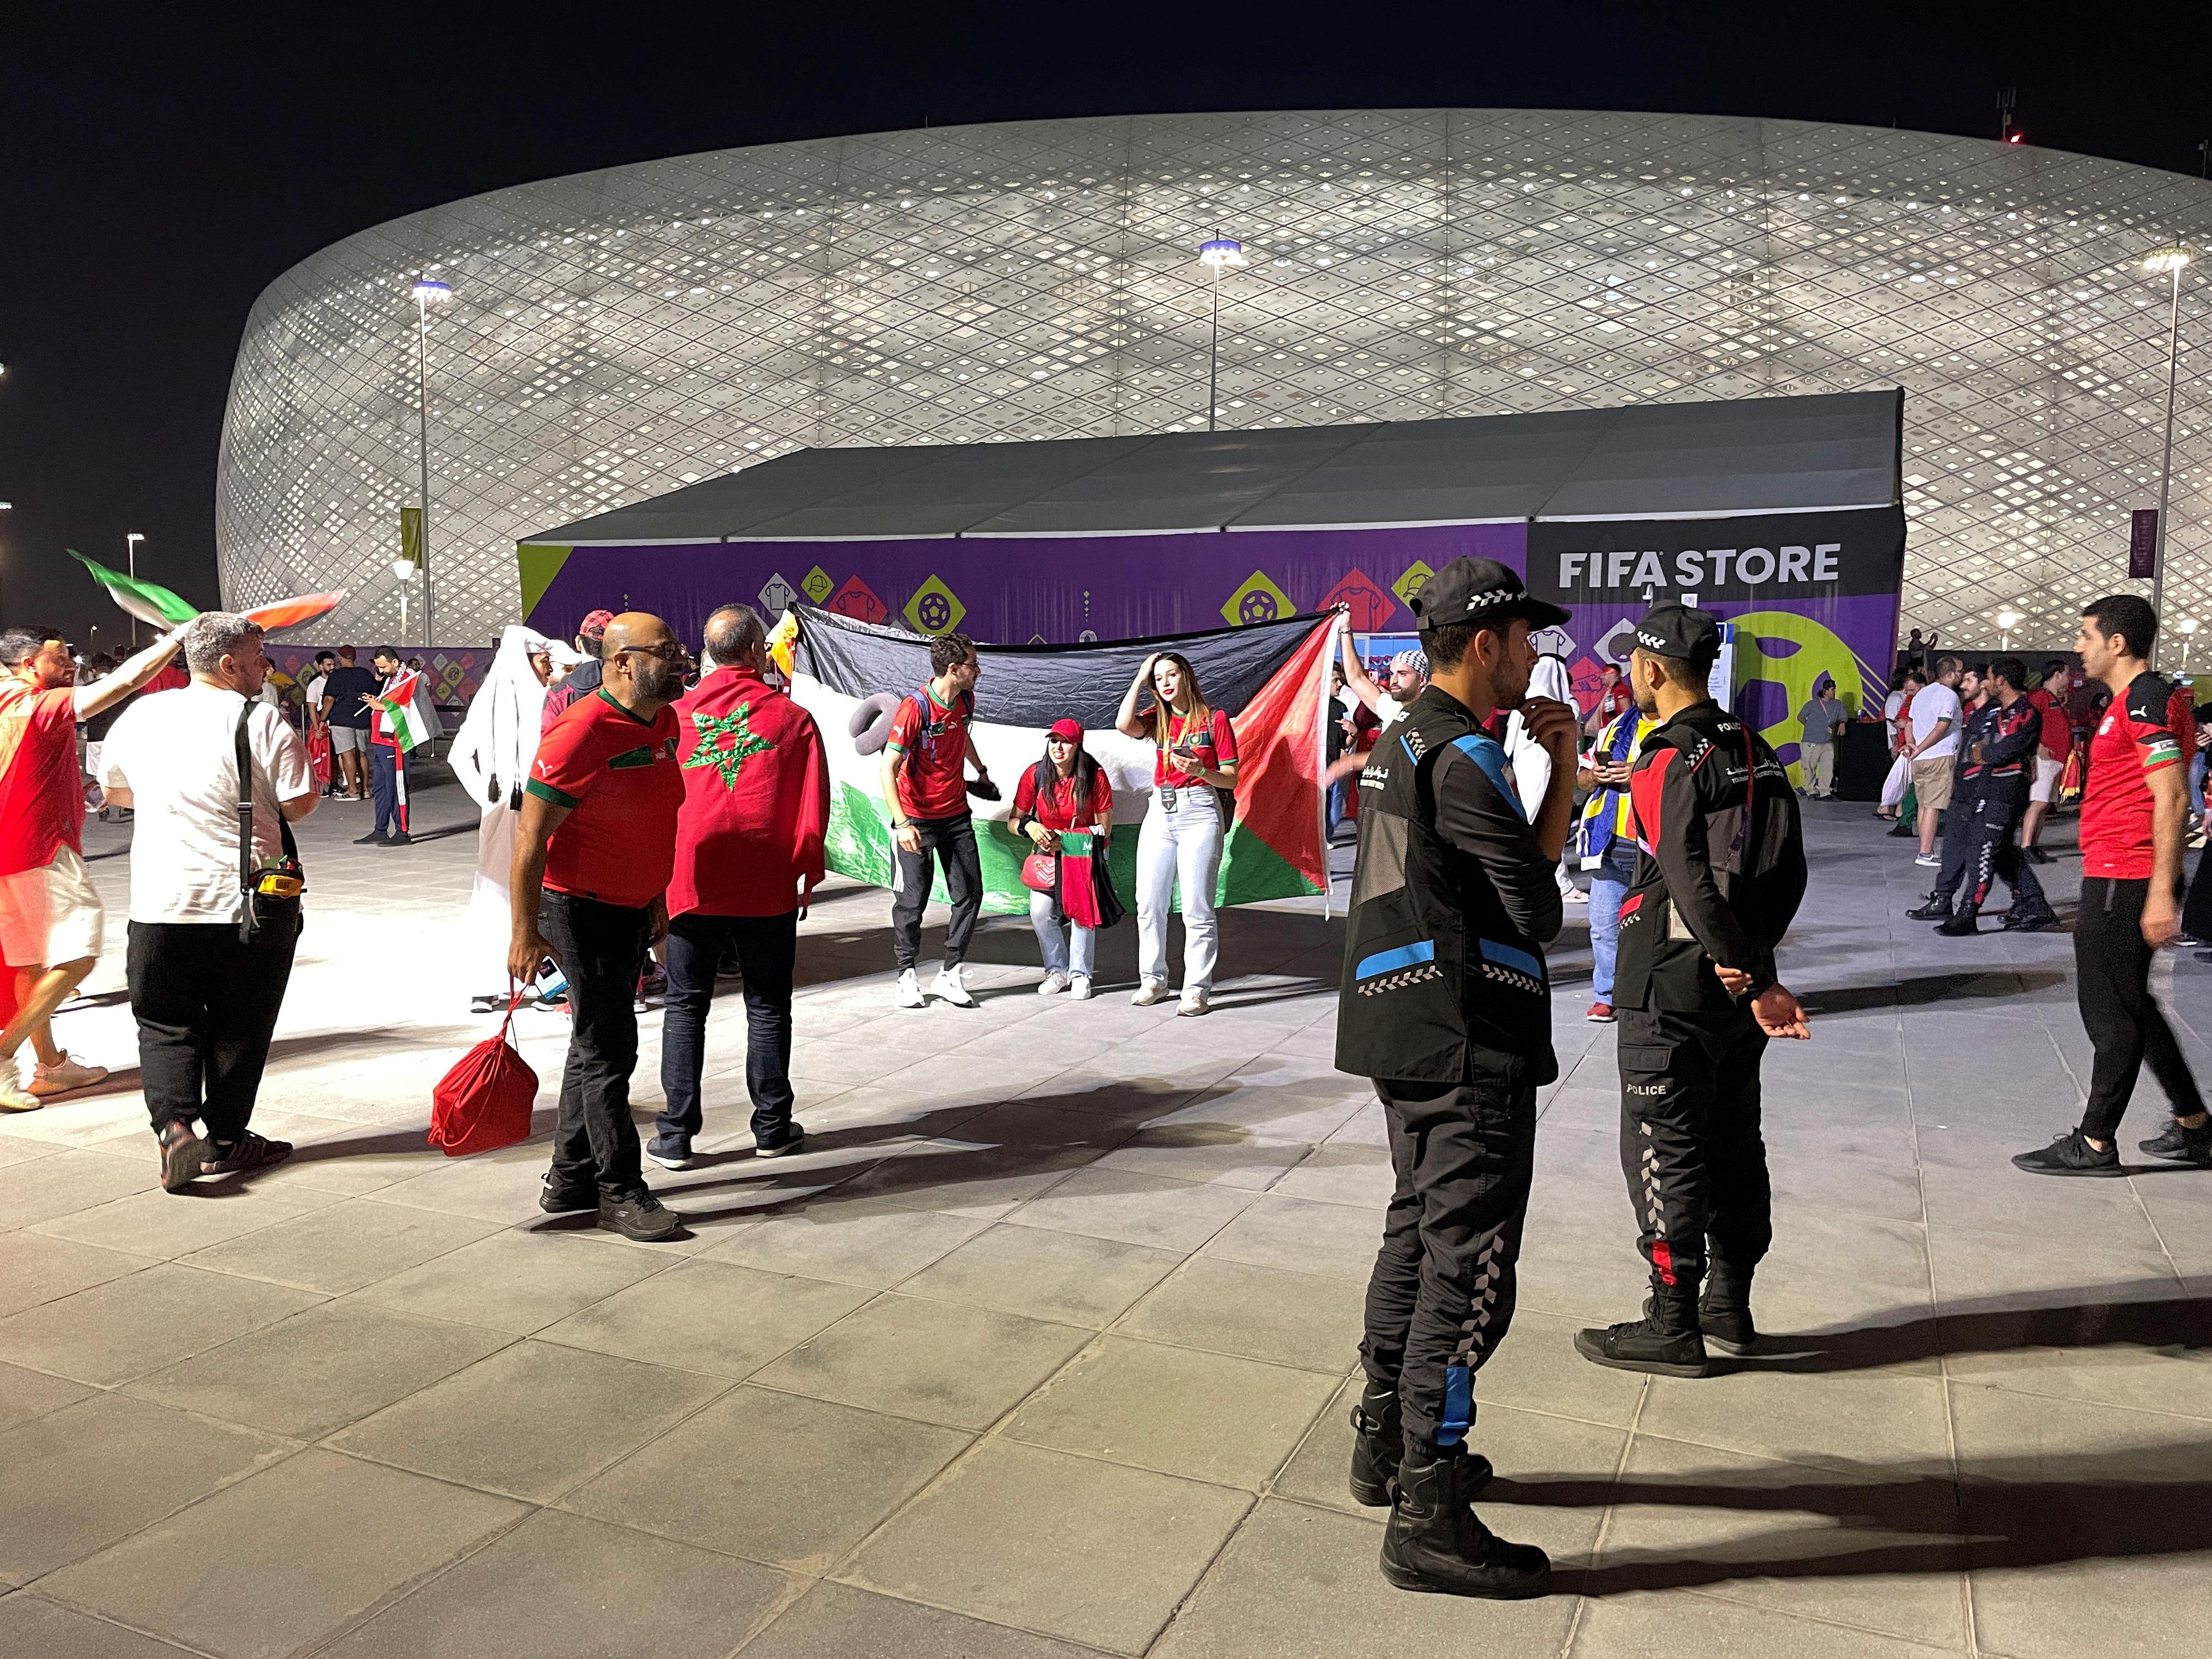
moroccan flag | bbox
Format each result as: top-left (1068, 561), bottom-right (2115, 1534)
top-left (69, 551), bottom-right (196, 628)
top-left (240, 593), bottom-right (345, 633)
top-left (788, 604), bottom-right (1339, 917)
top-left (367, 670), bottom-right (434, 753)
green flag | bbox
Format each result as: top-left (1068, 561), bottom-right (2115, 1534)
top-left (69, 551), bottom-right (197, 629)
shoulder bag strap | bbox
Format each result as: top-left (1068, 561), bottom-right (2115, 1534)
top-left (236, 703), bottom-right (256, 900)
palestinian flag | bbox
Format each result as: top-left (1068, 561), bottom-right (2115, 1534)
top-left (788, 604), bottom-right (1339, 918)
top-left (70, 551), bottom-right (196, 628)
top-left (367, 670), bottom-right (434, 753)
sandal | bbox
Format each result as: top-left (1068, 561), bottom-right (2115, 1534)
top-left (198, 1129), bottom-right (293, 1177)
top-left (157, 1121), bottom-right (206, 1193)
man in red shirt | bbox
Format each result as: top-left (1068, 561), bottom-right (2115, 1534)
top-left (648, 603), bottom-right (828, 1170)
top-left (880, 631), bottom-right (993, 1010)
top-left (2020, 659), bottom-right (2074, 862)
top-left (2014, 595), bottom-right (2206, 1175)
top-left (510, 612), bottom-right (691, 1238)
top-left (0, 623), bottom-right (190, 1109)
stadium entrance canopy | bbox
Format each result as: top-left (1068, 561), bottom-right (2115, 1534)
top-left (517, 386), bottom-right (1904, 719)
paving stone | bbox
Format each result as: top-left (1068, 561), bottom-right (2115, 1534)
top-left (562, 1384), bottom-right (971, 1572)
top-left (697, 1205), bottom-right (988, 1288)
top-left (0, 1228), bottom-right (153, 1317)
top-left (1113, 1256), bottom-right (1365, 1371)
top-left (125, 1301), bottom-right (512, 1439)
top-left (0, 1357), bottom-right (94, 1432)
top-left (0, 1147), bottom-right (160, 1229)
top-left (900, 1223), bottom-right (1183, 1326)
top-left (536, 1257), bottom-right (871, 1377)
top-left (0, 1262), bottom-right (324, 1386)
top-left (0, 1596), bottom-right (202, 1658)
top-left (328, 1340), bottom-right (729, 1501)
top-left (178, 1198), bottom-right (498, 1294)
top-left (739, 1580), bottom-right (1099, 1659)
top-left (1199, 1192), bottom-right (1382, 1280)
top-left (1568, 1591), bottom-right (1963, 1657)
top-left (753, 1292), bottom-right (1090, 1429)
top-left (352, 1228), bottom-right (664, 1333)
top-left (1006, 1166), bottom-right (1256, 1251)
top-left (0, 1392), bottom-right (287, 1583)
top-left (39, 1448), bottom-right (523, 1659)
top-left (30, 1183), bottom-right (331, 1260)
top-left (841, 1439), bottom-right (1253, 1654)
top-left (316, 1509), bottom-right (792, 1658)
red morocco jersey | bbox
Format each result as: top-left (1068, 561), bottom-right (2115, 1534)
top-left (527, 688), bottom-right (685, 909)
top-left (2080, 670), bottom-right (2183, 881)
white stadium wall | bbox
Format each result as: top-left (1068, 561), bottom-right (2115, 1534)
top-left (216, 110), bottom-right (2212, 653)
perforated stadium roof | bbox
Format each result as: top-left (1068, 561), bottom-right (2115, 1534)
top-left (521, 389), bottom-right (1900, 546)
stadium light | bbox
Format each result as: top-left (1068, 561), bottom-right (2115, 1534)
top-left (1198, 237), bottom-right (1246, 432)
top-left (410, 277), bottom-right (452, 652)
top-left (125, 533), bottom-right (146, 645)
top-left (2182, 616), bottom-right (2200, 673)
top-left (2145, 248), bottom-right (2192, 659)
top-left (1996, 607), bottom-right (2022, 649)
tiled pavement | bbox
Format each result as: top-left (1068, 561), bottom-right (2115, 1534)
top-left (1, 776), bottom-right (2209, 1657)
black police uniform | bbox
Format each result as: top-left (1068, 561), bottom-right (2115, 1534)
top-left (1335, 556), bottom-right (1564, 1600)
top-left (1579, 607), bottom-right (1807, 1373)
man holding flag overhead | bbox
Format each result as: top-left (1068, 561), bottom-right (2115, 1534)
top-left (0, 622), bottom-right (192, 1109)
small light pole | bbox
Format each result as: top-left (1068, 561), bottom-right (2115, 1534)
top-left (409, 277), bottom-right (453, 651)
top-left (1197, 236), bottom-right (1246, 432)
top-left (125, 533), bottom-right (146, 645)
top-left (1996, 608), bottom-right (2022, 652)
top-left (2182, 617), bottom-right (2200, 675)
top-left (2144, 246), bottom-right (2192, 661)
top-left (392, 557), bottom-right (417, 643)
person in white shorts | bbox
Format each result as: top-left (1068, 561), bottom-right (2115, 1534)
top-left (0, 622), bottom-right (189, 1108)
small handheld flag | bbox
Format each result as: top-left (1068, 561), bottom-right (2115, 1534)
top-left (367, 670), bottom-right (434, 754)
top-left (69, 552), bottom-right (196, 629)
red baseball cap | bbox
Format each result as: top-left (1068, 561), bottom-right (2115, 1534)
top-left (1048, 718), bottom-right (1084, 742)
top-left (577, 609), bottom-right (615, 643)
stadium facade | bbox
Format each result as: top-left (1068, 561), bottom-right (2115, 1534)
top-left (217, 110), bottom-right (2212, 653)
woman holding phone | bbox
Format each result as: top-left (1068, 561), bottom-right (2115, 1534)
top-left (1116, 651), bottom-right (1238, 1014)
top-left (1012, 719), bottom-right (1115, 998)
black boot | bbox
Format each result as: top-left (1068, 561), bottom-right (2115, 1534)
top-left (1905, 895), bottom-right (1951, 920)
top-left (1699, 1263), bottom-right (1757, 1355)
top-left (1936, 909), bottom-right (1979, 936)
top-left (1574, 1289), bottom-right (1709, 1377)
top-left (1379, 1439), bottom-right (1550, 1599)
top-left (1349, 1379), bottom-right (1494, 1508)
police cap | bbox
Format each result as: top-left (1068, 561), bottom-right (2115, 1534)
top-left (1408, 557), bottom-right (1570, 632)
top-left (1631, 602), bottom-right (1722, 669)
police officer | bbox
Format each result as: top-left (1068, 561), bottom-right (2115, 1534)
top-left (1907, 664), bottom-right (1996, 926)
top-left (1575, 603), bottom-right (1811, 1377)
top-left (1338, 556), bottom-right (1580, 1598)
top-left (1910, 657), bottom-right (2056, 934)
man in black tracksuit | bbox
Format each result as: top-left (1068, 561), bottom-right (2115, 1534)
top-left (1575, 604), bottom-right (1811, 1377)
top-left (1915, 657), bottom-right (2056, 934)
top-left (1338, 557), bottom-right (1580, 1599)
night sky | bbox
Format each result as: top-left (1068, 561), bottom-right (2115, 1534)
top-left (3, 6), bottom-right (2206, 644)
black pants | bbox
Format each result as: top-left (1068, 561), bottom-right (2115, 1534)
top-left (2183, 851), bottom-right (2212, 942)
top-left (657, 909), bottom-right (797, 1146)
top-left (1359, 1078), bottom-right (1536, 1449)
top-left (1933, 788), bottom-right (1978, 899)
top-left (1958, 795), bottom-right (2049, 918)
top-left (540, 890), bottom-right (651, 1198)
top-left (1616, 1005), bottom-right (1772, 1296)
top-left (128, 919), bottom-right (297, 1141)
top-left (891, 813), bottom-right (982, 970)
top-left (370, 746), bottom-right (405, 836)
top-left (2076, 876), bottom-right (2205, 1140)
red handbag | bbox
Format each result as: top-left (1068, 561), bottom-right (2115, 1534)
top-left (427, 992), bottom-right (540, 1157)
top-left (1019, 850), bottom-right (1057, 893)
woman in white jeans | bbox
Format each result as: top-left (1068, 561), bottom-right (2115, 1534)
top-left (1116, 651), bottom-right (1239, 1016)
top-left (1012, 719), bottom-right (1114, 999)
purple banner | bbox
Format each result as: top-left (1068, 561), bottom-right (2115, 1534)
top-left (521, 523), bottom-right (1525, 648)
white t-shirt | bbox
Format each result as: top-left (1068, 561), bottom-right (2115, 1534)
top-left (1374, 690), bottom-right (1406, 726)
top-left (102, 683), bottom-right (315, 924)
top-left (305, 674), bottom-right (328, 714)
top-left (1910, 683), bottom-right (1962, 759)
top-left (1883, 689), bottom-right (1907, 728)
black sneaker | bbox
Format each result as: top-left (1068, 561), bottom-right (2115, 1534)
top-left (754, 1123), bottom-right (807, 1158)
top-left (540, 1173), bottom-right (598, 1215)
top-left (383, 832), bottom-right (412, 847)
top-left (2138, 1119), bottom-right (2212, 1167)
top-left (1885, 821), bottom-right (1916, 838)
top-left (644, 1138), bottom-right (695, 1171)
top-left (157, 1120), bottom-right (206, 1194)
top-left (1935, 912), bottom-right (1978, 936)
top-left (2001, 909), bottom-right (2060, 932)
top-left (352, 831), bottom-right (388, 846)
top-left (1573, 1295), bottom-right (1709, 1377)
top-left (2011, 1131), bottom-right (2123, 1177)
top-left (1905, 897), bottom-right (1951, 921)
top-left (599, 1188), bottom-right (681, 1241)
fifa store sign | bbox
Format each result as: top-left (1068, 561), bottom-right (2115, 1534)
top-left (1526, 509), bottom-right (1907, 606)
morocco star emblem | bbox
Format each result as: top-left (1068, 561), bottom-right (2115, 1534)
top-left (685, 702), bottom-right (775, 788)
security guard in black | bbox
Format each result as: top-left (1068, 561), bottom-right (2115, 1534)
top-left (1576, 602), bottom-right (1810, 1379)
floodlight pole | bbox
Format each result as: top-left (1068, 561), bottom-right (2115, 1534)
top-left (2151, 259), bottom-right (2185, 659)
top-left (413, 291), bottom-right (437, 653)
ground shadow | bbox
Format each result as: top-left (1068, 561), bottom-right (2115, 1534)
top-left (1800, 968), bottom-right (2069, 1015)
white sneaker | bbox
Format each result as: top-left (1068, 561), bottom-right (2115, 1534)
top-left (1069, 975), bottom-right (1094, 1001)
top-left (1037, 970), bottom-right (1069, 996)
top-left (1563, 888), bottom-right (1589, 903)
top-left (1177, 990), bottom-right (1211, 1017)
top-left (1130, 982), bottom-right (1167, 1007)
top-left (0, 1051), bottom-right (42, 1112)
top-left (30, 1054), bottom-right (108, 1097)
top-left (895, 968), bottom-right (925, 1009)
top-left (933, 964), bottom-right (976, 1008)
top-left (1914, 853), bottom-right (1940, 867)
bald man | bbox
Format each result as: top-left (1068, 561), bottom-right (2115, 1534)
top-left (511, 612), bottom-right (692, 1241)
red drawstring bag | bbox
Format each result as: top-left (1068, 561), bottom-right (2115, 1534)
top-left (305, 723), bottom-right (333, 789)
top-left (427, 992), bottom-right (539, 1157)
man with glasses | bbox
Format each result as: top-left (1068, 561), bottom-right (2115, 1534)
top-left (510, 613), bottom-right (692, 1241)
